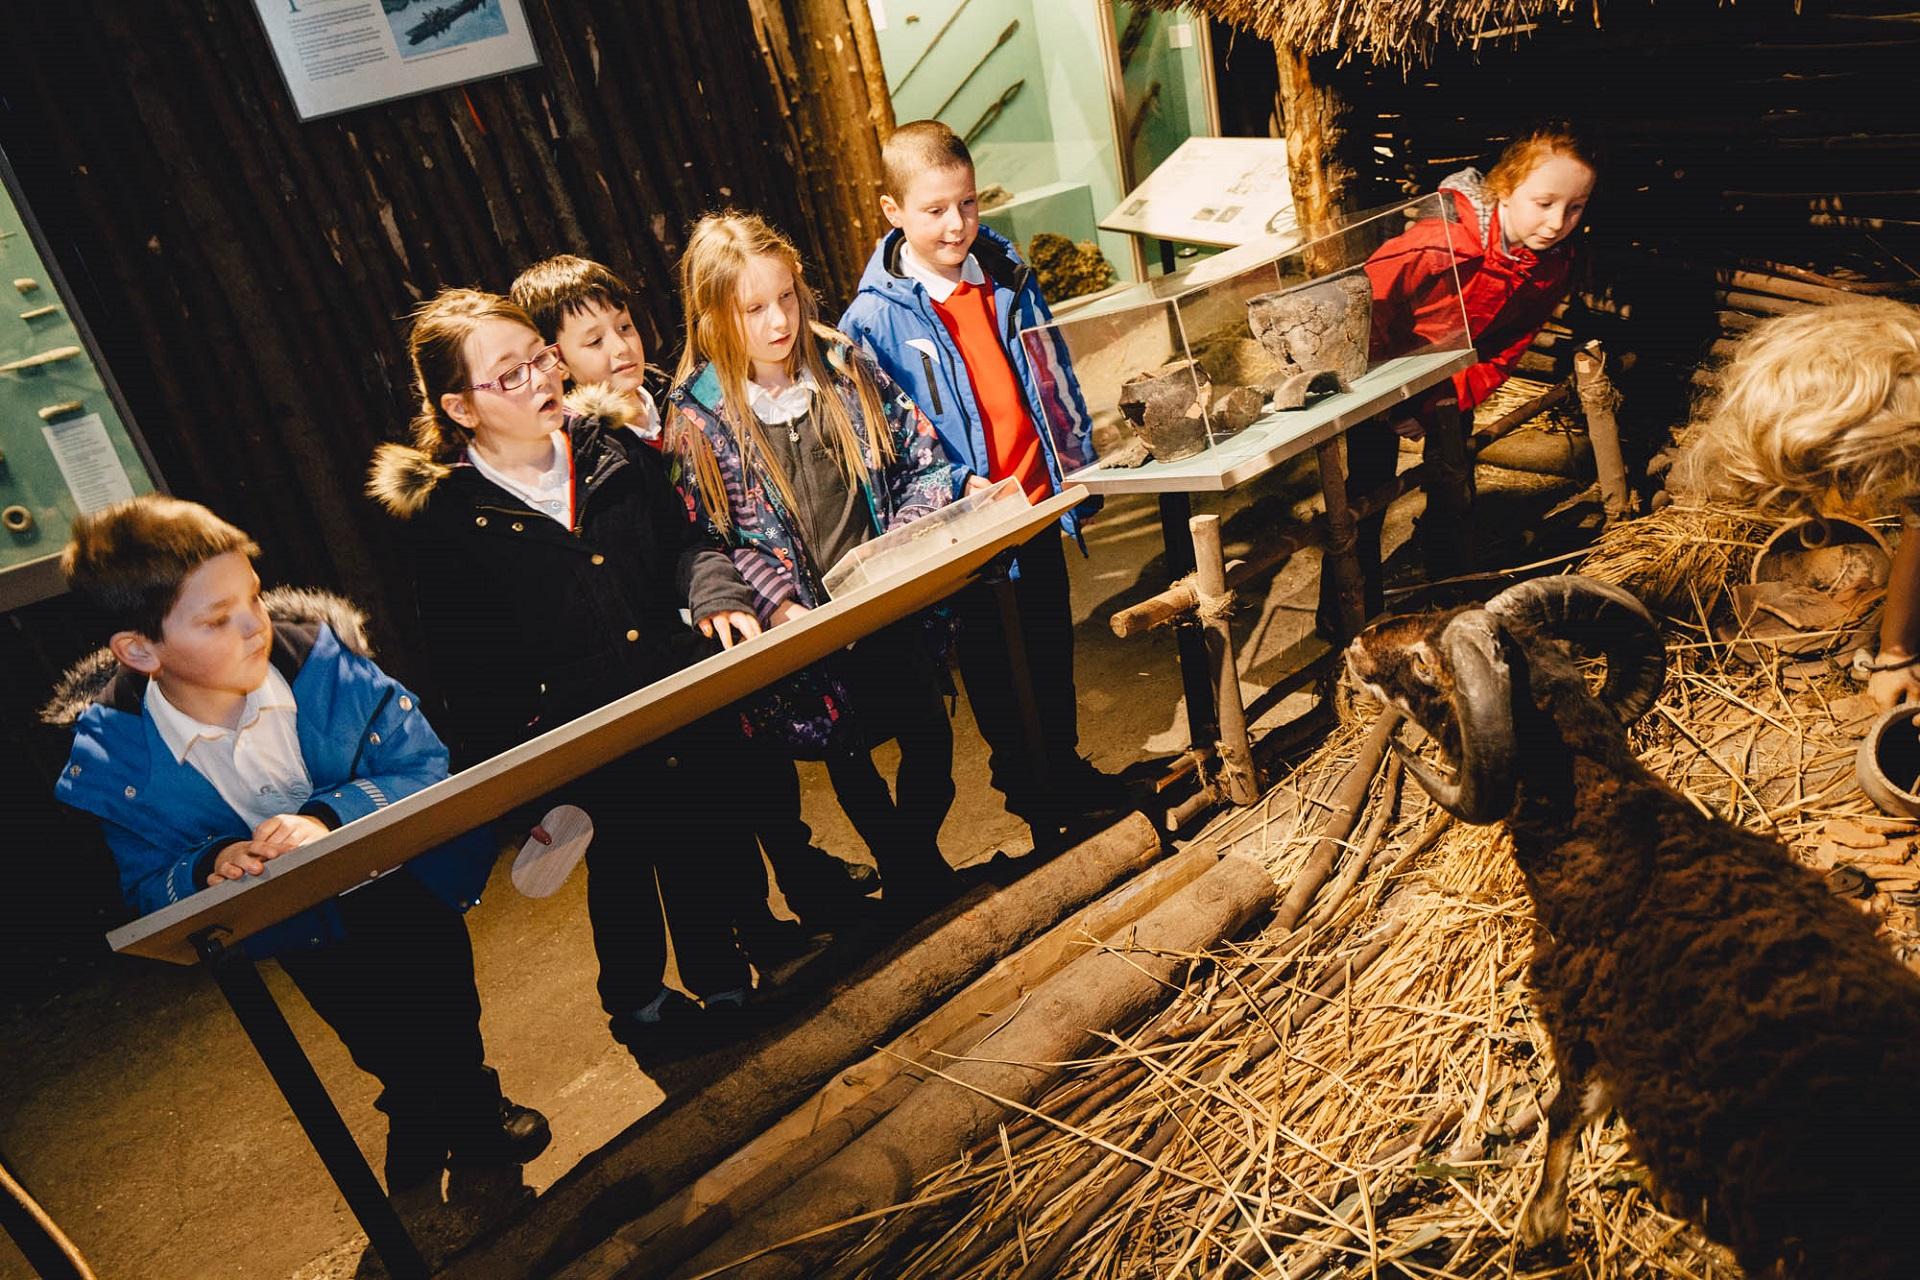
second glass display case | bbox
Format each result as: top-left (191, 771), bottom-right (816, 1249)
top-left (1020, 194), bottom-right (1477, 493)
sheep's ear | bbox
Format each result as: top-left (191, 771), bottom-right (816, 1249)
top-left (1398, 610), bottom-right (1518, 826)
top-left (1486, 574), bottom-right (1666, 725)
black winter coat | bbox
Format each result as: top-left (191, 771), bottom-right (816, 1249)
top-left (370, 411), bottom-right (755, 768)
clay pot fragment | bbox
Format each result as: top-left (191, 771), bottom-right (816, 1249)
top-left (1246, 270), bottom-right (1372, 402)
top-left (1115, 360), bottom-right (1268, 466)
top-left (1119, 358), bottom-right (1210, 462)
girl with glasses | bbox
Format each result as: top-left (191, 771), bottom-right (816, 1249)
top-left (369, 288), bottom-right (768, 1064)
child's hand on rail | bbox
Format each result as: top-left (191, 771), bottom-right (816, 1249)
top-left (700, 609), bottom-right (764, 649)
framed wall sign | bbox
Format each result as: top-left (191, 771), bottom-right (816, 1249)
top-left (252, 0), bottom-right (541, 121)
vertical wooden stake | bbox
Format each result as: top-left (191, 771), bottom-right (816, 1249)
top-left (1315, 437), bottom-right (1368, 641)
top-left (1189, 514), bottom-right (1260, 805)
top-left (1575, 340), bottom-right (1636, 523)
top-left (1422, 396), bottom-right (1474, 581)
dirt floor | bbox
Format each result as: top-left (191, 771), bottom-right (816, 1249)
top-left (0, 425), bottom-right (1591, 1279)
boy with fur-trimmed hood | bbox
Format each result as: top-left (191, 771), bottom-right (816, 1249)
top-left (45, 494), bottom-right (547, 1197)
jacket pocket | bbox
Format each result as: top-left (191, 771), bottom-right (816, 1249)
top-left (917, 351), bottom-right (944, 415)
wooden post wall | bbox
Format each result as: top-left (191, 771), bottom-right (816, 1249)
top-left (1274, 45), bottom-right (1364, 229)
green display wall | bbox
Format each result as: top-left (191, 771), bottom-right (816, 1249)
top-left (0, 150), bottom-right (159, 609)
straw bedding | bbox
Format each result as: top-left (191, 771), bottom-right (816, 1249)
top-left (812, 515), bottom-right (1920, 1280)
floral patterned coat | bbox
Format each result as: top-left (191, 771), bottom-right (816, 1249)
top-left (666, 339), bottom-right (954, 619)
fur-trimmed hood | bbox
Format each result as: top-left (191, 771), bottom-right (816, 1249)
top-left (367, 392), bottom-right (640, 519)
top-left (39, 587), bottom-right (372, 727)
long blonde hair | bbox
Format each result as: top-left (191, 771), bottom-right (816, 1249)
top-left (672, 211), bottom-right (893, 532)
top-left (1672, 299), bottom-right (1920, 518)
top-left (405, 288), bottom-right (541, 462)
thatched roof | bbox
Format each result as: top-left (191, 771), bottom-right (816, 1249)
top-left (1140, 0), bottom-right (1588, 67)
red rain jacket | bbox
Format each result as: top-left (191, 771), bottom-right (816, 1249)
top-left (1364, 177), bottom-right (1573, 416)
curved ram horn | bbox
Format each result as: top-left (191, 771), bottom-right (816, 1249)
top-left (1394, 610), bottom-right (1519, 825)
top-left (1485, 574), bottom-right (1667, 725)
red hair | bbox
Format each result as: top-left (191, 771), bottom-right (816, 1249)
top-left (1485, 121), bottom-right (1597, 199)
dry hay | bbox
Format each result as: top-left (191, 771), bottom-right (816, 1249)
top-left (1127, 0), bottom-right (1591, 68)
top-left (1580, 502), bottom-right (1772, 615)
top-left (806, 521), bottom-right (1919, 1280)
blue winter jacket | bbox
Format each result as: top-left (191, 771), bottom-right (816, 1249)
top-left (838, 225), bottom-right (1099, 545)
top-left (48, 592), bottom-right (495, 958)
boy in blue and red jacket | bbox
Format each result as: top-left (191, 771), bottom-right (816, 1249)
top-left (46, 494), bottom-right (547, 1198)
top-left (838, 119), bottom-right (1127, 850)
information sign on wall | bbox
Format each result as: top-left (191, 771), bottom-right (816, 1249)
top-left (252, 0), bottom-right (541, 121)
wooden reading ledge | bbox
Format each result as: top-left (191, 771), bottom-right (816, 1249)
top-left (109, 486), bottom-right (1086, 965)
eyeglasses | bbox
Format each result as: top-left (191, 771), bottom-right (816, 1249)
top-left (468, 345), bottom-right (562, 394)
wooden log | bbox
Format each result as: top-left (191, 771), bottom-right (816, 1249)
top-left (672, 851), bottom-right (1281, 1279)
top-left (1718, 287), bottom-right (1818, 316)
top-left (1316, 435), bottom-right (1369, 640)
top-left (440, 813), bottom-right (1164, 1280)
top-left (1574, 340), bottom-right (1636, 522)
top-left (559, 842), bottom-right (1216, 1279)
top-left (1275, 711), bottom-right (1398, 932)
top-left (1718, 266), bottom-right (1899, 306)
top-left (1191, 515), bottom-right (1260, 805)
top-left (1274, 45), bottom-right (1366, 235)
top-left (1111, 577), bottom-right (1205, 638)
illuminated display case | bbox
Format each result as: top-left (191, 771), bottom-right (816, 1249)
top-left (0, 147), bottom-right (162, 609)
top-left (1018, 194), bottom-right (1476, 494)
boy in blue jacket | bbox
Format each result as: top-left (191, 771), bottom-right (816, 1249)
top-left (838, 120), bottom-right (1126, 849)
top-left (46, 495), bottom-right (547, 1198)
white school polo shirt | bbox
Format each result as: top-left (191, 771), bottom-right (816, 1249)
top-left (145, 665), bottom-right (313, 831)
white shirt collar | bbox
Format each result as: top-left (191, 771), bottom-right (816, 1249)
top-left (629, 386), bottom-right (662, 442)
top-left (145, 664), bottom-right (297, 765)
top-left (899, 244), bottom-right (986, 305)
top-left (747, 368), bottom-right (820, 426)
top-left (465, 430), bottom-right (571, 524)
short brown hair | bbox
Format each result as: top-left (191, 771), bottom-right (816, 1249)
top-left (63, 495), bottom-right (260, 640)
top-left (509, 254), bottom-right (634, 344)
top-left (881, 120), bottom-right (973, 202)
top-left (1485, 120), bottom-right (1598, 200)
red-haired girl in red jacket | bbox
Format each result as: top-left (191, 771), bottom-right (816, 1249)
top-left (1330, 122), bottom-right (1597, 625)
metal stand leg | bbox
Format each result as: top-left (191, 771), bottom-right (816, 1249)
top-left (1160, 492), bottom-right (1220, 753)
top-left (194, 930), bottom-right (428, 1280)
top-left (1314, 437), bottom-right (1368, 643)
top-left (991, 578), bottom-right (1050, 795)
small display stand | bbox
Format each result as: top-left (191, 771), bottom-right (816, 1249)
top-left (108, 487), bottom-right (1084, 1279)
top-left (1023, 195), bottom-right (1476, 759)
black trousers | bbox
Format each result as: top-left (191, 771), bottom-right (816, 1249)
top-left (735, 741), bottom-right (871, 918)
top-left (565, 718), bottom-right (754, 1018)
top-left (823, 618), bottom-right (956, 888)
top-left (276, 873), bottom-right (500, 1144)
top-left (950, 529), bottom-right (1081, 824)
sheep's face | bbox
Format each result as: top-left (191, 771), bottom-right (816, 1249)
top-left (1346, 606), bottom-right (1522, 826)
top-left (1344, 608), bottom-right (1469, 743)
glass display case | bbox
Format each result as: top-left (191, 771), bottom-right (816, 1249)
top-left (0, 147), bottom-right (161, 609)
top-left (822, 477), bottom-right (1031, 598)
top-left (1019, 194), bottom-right (1476, 494)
